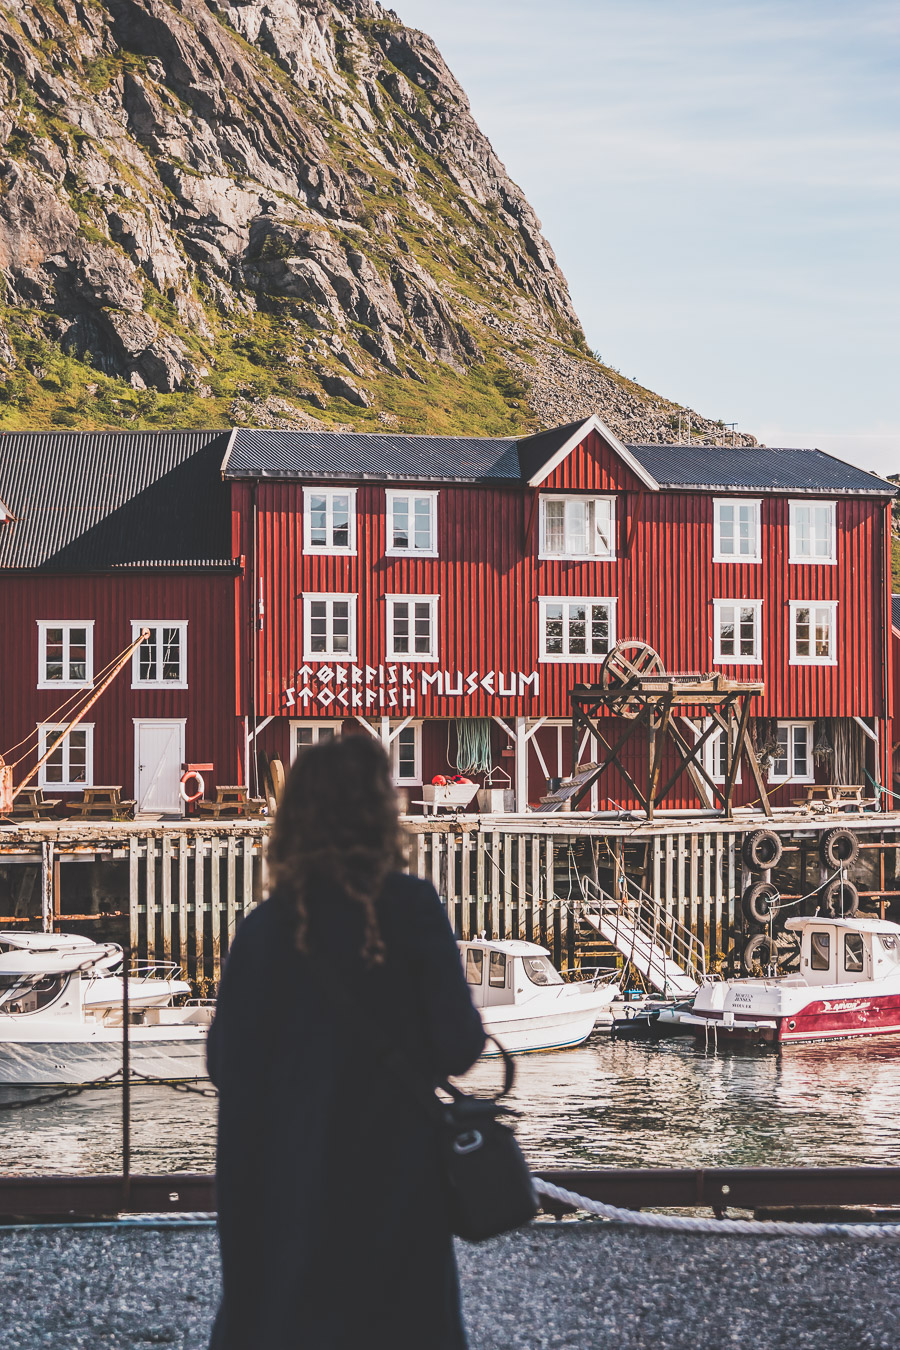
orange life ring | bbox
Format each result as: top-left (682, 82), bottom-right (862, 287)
top-left (179, 769), bottom-right (205, 803)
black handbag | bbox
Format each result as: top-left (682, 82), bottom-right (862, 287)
top-left (433, 1035), bottom-right (539, 1242)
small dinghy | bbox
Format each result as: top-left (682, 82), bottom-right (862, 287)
top-left (0, 931), bottom-right (212, 1086)
top-left (459, 938), bottom-right (620, 1054)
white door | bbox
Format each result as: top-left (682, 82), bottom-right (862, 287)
top-left (135, 720), bottom-right (185, 815)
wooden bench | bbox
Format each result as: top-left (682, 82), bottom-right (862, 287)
top-left (792, 784), bottom-right (864, 814)
top-left (4, 787), bottom-right (62, 820)
top-left (68, 786), bottom-right (135, 820)
top-left (195, 786), bottom-right (265, 819)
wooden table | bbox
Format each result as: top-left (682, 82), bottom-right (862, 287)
top-left (195, 786), bottom-right (265, 819)
top-left (4, 787), bottom-right (62, 820)
top-left (68, 786), bottom-right (135, 820)
top-left (793, 784), bottom-right (864, 814)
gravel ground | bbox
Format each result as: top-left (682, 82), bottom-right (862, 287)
top-left (4, 1220), bottom-right (900, 1350)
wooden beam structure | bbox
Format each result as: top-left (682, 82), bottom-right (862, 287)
top-left (566, 645), bottom-right (770, 819)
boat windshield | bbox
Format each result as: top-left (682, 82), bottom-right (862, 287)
top-left (522, 956), bottom-right (563, 987)
top-left (0, 972), bottom-right (68, 1014)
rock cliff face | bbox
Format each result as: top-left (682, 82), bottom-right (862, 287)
top-left (0, 0), bottom-right (755, 443)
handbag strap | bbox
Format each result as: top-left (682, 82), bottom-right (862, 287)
top-left (304, 954), bottom-right (516, 1121)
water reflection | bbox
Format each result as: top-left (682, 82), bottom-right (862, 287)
top-left (3, 1034), bottom-right (900, 1175)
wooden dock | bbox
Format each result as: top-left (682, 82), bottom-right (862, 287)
top-left (2, 809), bottom-right (900, 986)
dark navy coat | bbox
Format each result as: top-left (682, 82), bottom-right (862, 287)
top-left (207, 873), bottom-right (486, 1350)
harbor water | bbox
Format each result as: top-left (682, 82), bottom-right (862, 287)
top-left (3, 1032), bottom-right (900, 1175)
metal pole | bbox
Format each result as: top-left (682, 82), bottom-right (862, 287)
top-left (122, 943), bottom-right (131, 1212)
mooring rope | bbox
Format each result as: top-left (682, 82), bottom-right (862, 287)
top-left (532, 1177), bottom-right (900, 1240)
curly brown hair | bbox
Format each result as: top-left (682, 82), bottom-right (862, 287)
top-left (267, 733), bottom-right (405, 964)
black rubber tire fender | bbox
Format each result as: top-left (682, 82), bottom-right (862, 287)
top-left (819, 827), bottom-right (860, 868)
top-left (742, 829), bottom-right (783, 871)
top-left (822, 878), bottom-right (860, 918)
top-left (741, 881), bottom-right (780, 925)
top-left (742, 933), bottom-right (777, 976)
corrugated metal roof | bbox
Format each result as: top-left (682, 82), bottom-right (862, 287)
top-left (892, 596), bottom-right (900, 632)
top-left (0, 430), bottom-right (233, 570)
top-left (623, 443), bottom-right (896, 495)
top-left (223, 425), bottom-right (896, 495)
top-left (223, 429), bottom-right (522, 482)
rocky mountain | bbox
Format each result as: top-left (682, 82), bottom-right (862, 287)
top-left (0, 0), bottom-right (755, 443)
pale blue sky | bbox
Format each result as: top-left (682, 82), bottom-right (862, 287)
top-left (395, 0), bottom-right (899, 473)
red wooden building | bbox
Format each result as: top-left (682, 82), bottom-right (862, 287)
top-left (0, 416), bottom-right (894, 817)
top-left (223, 416), bottom-right (897, 813)
top-left (0, 431), bottom-right (244, 814)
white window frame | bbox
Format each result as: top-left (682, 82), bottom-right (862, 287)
top-left (37, 722), bottom-right (94, 792)
top-left (713, 498), bottom-right (761, 563)
top-left (789, 600), bottom-right (838, 666)
top-left (701, 720), bottom-right (742, 785)
top-left (302, 593), bottom-right (358, 662)
top-left (37, 621), bottom-right (94, 689)
top-left (391, 720), bottom-right (423, 786)
top-left (131, 621), bottom-right (188, 690)
top-left (385, 594), bottom-right (439, 663)
top-left (789, 500), bottom-right (837, 565)
top-left (289, 720), bottom-right (342, 762)
top-left (302, 487), bottom-right (357, 556)
top-left (385, 490), bottom-right (439, 557)
top-left (538, 596), bottom-right (617, 663)
top-left (538, 494), bottom-right (616, 561)
top-left (713, 599), bottom-right (763, 665)
top-left (769, 720), bottom-right (814, 784)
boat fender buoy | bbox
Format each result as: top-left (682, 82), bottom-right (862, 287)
top-left (432, 774), bottom-right (448, 786)
top-left (819, 827), bottom-right (860, 869)
top-left (741, 881), bottom-right (780, 925)
top-left (741, 932), bottom-right (777, 976)
top-left (179, 769), bottom-right (205, 804)
top-left (822, 877), bottom-right (860, 918)
top-left (742, 828), bottom-right (783, 871)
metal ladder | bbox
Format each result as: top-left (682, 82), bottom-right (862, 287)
top-left (578, 874), bottom-right (706, 996)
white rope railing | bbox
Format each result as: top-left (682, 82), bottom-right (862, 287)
top-left (533, 1177), bottom-right (900, 1240)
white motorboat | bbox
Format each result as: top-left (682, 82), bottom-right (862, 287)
top-left (460, 938), bottom-right (620, 1054)
top-left (688, 914), bottom-right (900, 1045)
top-left (0, 931), bottom-right (212, 1086)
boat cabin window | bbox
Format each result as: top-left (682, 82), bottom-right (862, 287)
top-left (522, 955), bottom-right (563, 987)
top-left (465, 949), bottom-right (484, 985)
top-left (810, 932), bottom-right (831, 971)
top-left (879, 935), bottom-right (898, 953)
top-left (0, 972), bottom-right (68, 1014)
top-left (844, 933), bottom-right (865, 973)
top-left (489, 952), bottom-right (507, 988)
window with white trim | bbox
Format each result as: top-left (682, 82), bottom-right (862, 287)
top-left (303, 488), bottom-right (356, 554)
top-left (38, 723), bottom-right (93, 791)
top-left (386, 595), bottom-right (438, 662)
top-left (789, 501), bottom-right (836, 564)
top-left (303, 593), bottom-right (357, 662)
top-left (132, 622), bottom-right (188, 688)
top-left (290, 721), bottom-right (341, 762)
top-left (702, 723), bottom-right (741, 785)
top-left (713, 499), bottom-right (761, 562)
top-left (769, 721), bottom-right (813, 783)
top-left (713, 599), bottom-right (762, 664)
top-left (37, 622), bottom-right (93, 688)
top-left (386, 491), bottom-right (438, 556)
top-left (539, 495), bottom-right (615, 560)
top-left (391, 722), bottom-right (422, 785)
top-left (539, 597), bottom-right (616, 661)
top-left (790, 601), bottom-right (837, 664)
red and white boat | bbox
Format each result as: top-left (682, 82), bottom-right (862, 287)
top-left (689, 915), bottom-right (900, 1045)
